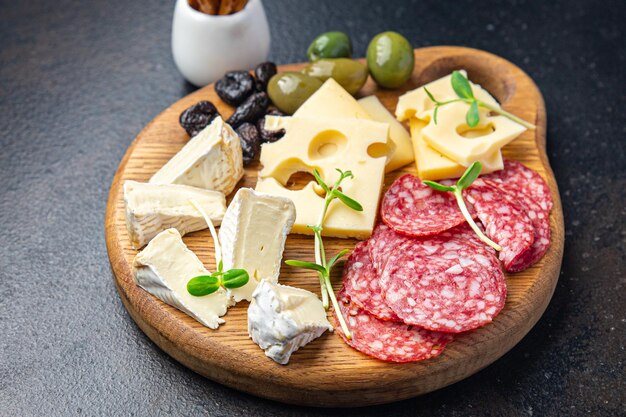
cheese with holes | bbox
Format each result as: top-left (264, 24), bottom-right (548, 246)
top-left (150, 116), bottom-right (243, 195)
top-left (256, 116), bottom-right (388, 239)
top-left (124, 180), bottom-right (226, 249)
top-left (248, 280), bottom-right (332, 365)
top-left (420, 101), bottom-right (526, 166)
top-left (133, 228), bottom-right (232, 329)
top-left (218, 188), bottom-right (296, 302)
top-left (293, 78), bottom-right (412, 173)
top-left (409, 118), bottom-right (503, 180)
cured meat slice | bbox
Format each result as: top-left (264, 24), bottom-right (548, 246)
top-left (333, 288), bottom-right (453, 363)
top-left (465, 179), bottom-right (535, 271)
top-left (485, 160), bottom-right (553, 213)
top-left (343, 241), bottom-right (400, 322)
top-left (380, 229), bottom-right (506, 333)
top-left (381, 174), bottom-right (468, 237)
top-left (485, 179), bottom-right (551, 272)
top-left (367, 224), bottom-right (410, 274)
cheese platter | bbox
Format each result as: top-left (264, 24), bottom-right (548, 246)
top-left (105, 45), bottom-right (564, 407)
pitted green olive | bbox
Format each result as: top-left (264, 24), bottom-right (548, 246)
top-left (301, 58), bottom-right (368, 95)
top-left (267, 72), bottom-right (323, 114)
top-left (307, 31), bottom-right (352, 62)
top-left (366, 32), bottom-right (414, 88)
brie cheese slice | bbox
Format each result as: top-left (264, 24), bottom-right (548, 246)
top-left (150, 116), bottom-right (244, 195)
top-left (133, 228), bottom-right (232, 329)
top-left (124, 180), bottom-right (226, 249)
top-left (248, 281), bottom-right (332, 365)
top-left (218, 188), bottom-right (296, 302)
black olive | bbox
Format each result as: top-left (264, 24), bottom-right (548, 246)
top-left (256, 109), bottom-right (286, 143)
top-left (179, 101), bottom-right (220, 137)
top-left (254, 62), bottom-right (277, 92)
top-left (215, 71), bottom-right (255, 106)
top-left (235, 123), bottom-right (261, 165)
top-left (227, 92), bottom-right (269, 129)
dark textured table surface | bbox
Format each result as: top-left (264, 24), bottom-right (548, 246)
top-left (1, 0), bottom-right (624, 415)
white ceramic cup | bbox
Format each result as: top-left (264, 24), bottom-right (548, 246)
top-left (172, 0), bottom-right (271, 86)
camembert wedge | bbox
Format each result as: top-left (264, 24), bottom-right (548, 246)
top-left (218, 188), bottom-right (296, 302)
top-left (133, 228), bottom-right (232, 329)
top-left (124, 180), bottom-right (226, 249)
top-left (150, 116), bottom-right (243, 195)
top-left (248, 280), bottom-right (332, 365)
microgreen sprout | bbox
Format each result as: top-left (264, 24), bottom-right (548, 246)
top-left (424, 70), bottom-right (535, 130)
top-left (423, 162), bottom-right (502, 252)
top-left (285, 168), bottom-right (363, 339)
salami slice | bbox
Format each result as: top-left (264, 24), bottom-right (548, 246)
top-left (465, 179), bottom-right (535, 271)
top-left (333, 288), bottom-right (453, 362)
top-left (380, 228), bottom-right (506, 333)
top-left (485, 160), bottom-right (553, 213)
top-left (381, 174), bottom-right (469, 237)
top-left (484, 179), bottom-right (551, 272)
top-left (343, 241), bottom-right (401, 322)
top-left (368, 224), bottom-right (410, 274)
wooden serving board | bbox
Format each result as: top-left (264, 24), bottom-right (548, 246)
top-left (105, 46), bottom-right (564, 407)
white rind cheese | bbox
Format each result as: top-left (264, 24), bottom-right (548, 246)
top-left (150, 116), bottom-right (244, 195)
top-left (248, 281), bottom-right (332, 365)
top-left (124, 180), bottom-right (226, 249)
top-left (218, 188), bottom-right (296, 302)
top-left (133, 228), bottom-right (232, 329)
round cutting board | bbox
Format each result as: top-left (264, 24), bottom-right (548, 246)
top-left (105, 46), bottom-right (564, 407)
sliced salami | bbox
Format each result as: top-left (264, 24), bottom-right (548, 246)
top-left (333, 288), bottom-right (453, 363)
top-left (381, 174), bottom-right (469, 237)
top-left (343, 241), bottom-right (400, 322)
top-left (465, 179), bottom-right (535, 271)
top-left (380, 228), bottom-right (506, 333)
top-left (485, 159), bottom-right (553, 213)
top-left (367, 224), bottom-right (410, 274)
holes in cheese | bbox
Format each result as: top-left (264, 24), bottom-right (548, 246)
top-left (457, 123), bottom-right (496, 139)
top-left (308, 130), bottom-right (348, 160)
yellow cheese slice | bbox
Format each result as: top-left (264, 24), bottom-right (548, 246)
top-left (257, 117), bottom-right (388, 239)
top-left (357, 95), bottom-right (414, 171)
top-left (409, 118), bottom-right (503, 180)
top-left (420, 101), bottom-right (526, 166)
top-left (293, 78), bottom-right (413, 173)
top-left (396, 70), bottom-right (499, 122)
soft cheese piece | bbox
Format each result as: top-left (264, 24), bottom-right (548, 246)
top-left (124, 180), bottom-right (226, 249)
top-left (133, 228), bottom-right (232, 329)
top-left (150, 116), bottom-right (243, 195)
top-left (409, 118), bottom-right (503, 180)
top-left (357, 95), bottom-right (414, 171)
top-left (248, 280), bottom-right (332, 365)
top-left (395, 70), bottom-right (498, 122)
top-left (256, 116), bottom-right (388, 239)
top-left (420, 101), bottom-right (526, 166)
top-left (218, 188), bottom-right (296, 302)
top-left (292, 78), bottom-right (412, 173)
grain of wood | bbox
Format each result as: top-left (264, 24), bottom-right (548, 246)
top-left (105, 46), bottom-right (564, 407)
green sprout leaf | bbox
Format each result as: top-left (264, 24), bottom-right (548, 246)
top-left (456, 162), bottom-right (483, 190)
top-left (424, 87), bottom-right (438, 104)
top-left (333, 190), bottom-right (363, 211)
top-left (423, 180), bottom-right (455, 192)
top-left (327, 249), bottom-right (350, 271)
top-left (285, 260), bottom-right (327, 274)
top-left (222, 269), bottom-right (249, 289)
top-left (187, 275), bottom-right (220, 297)
top-left (312, 169), bottom-right (330, 193)
top-left (466, 100), bottom-right (480, 128)
top-left (451, 70), bottom-right (474, 99)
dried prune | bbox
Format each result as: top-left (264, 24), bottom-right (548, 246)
top-left (256, 109), bottom-right (286, 143)
top-left (179, 100), bottom-right (220, 137)
top-left (215, 71), bottom-right (255, 106)
top-left (227, 92), bottom-right (269, 129)
top-left (254, 62), bottom-right (277, 92)
top-left (236, 123), bottom-right (261, 165)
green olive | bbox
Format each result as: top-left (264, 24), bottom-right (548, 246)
top-left (366, 32), bottom-right (414, 88)
top-left (301, 58), bottom-right (368, 95)
top-left (267, 72), bottom-right (323, 114)
top-left (307, 31), bottom-right (352, 62)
